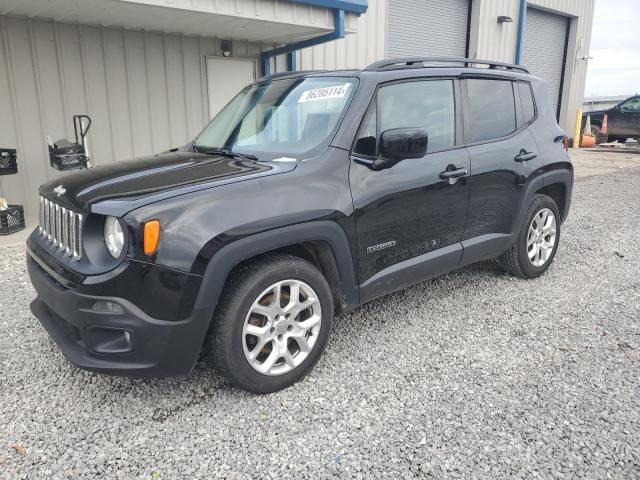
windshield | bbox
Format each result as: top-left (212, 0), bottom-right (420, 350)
top-left (194, 77), bottom-right (357, 158)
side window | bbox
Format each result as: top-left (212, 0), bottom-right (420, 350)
top-left (467, 79), bottom-right (516, 142)
top-left (517, 82), bottom-right (536, 124)
top-left (378, 80), bottom-right (455, 153)
top-left (620, 97), bottom-right (640, 112)
top-left (353, 103), bottom-right (377, 157)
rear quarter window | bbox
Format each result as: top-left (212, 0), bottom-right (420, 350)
top-left (517, 82), bottom-right (536, 124)
top-left (466, 79), bottom-right (516, 143)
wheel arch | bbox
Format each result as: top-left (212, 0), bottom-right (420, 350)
top-left (193, 221), bottom-right (359, 328)
top-left (514, 168), bottom-right (572, 237)
top-left (535, 182), bottom-right (567, 219)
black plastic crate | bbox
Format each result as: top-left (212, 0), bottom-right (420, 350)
top-left (0, 204), bottom-right (25, 235)
top-left (49, 141), bottom-right (89, 171)
top-left (0, 148), bottom-right (17, 175)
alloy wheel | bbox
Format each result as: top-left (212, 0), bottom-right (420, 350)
top-left (242, 279), bottom-right (322, 376)
top-left (527, 208), bottom-right (557, 267)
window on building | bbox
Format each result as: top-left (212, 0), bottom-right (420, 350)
top-left (467, 79), bottom-right (516, 142)
top-left (518, 82), bottom-right (536, 124)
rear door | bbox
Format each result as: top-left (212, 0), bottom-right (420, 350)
top-left (460, 77), bottom-right (541, 263)
top-left (349, 78), bottom-right (470, 293)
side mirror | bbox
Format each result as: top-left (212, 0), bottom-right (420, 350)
top-left (376, 128), bottom-right (428, 169)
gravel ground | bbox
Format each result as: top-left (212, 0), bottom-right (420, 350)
top-left (1, 169), bottom-right (639, 479)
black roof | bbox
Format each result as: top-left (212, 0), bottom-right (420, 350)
top-left (260, 57), bottom-right (529, 81)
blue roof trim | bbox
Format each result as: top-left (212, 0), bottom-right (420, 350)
top-left (289, 0), bottom-right (367, 14)
top-left (261, 8), bottom-right (345, 76)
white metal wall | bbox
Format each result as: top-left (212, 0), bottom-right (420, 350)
top-left (297, 0), bottom-right (387, 71)
top-left (0, 15), bottom-right (266, 217)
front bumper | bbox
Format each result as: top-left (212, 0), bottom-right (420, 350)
top-left (27, 250), bottom-right (212, 378)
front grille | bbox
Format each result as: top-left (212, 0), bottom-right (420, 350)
top-left (38, 196), bottom-right (83, 259)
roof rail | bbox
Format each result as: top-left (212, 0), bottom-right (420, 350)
top-left (260, 70), bottom-right (326, 80)
top-left (365, 57), bottom-right (529, 74)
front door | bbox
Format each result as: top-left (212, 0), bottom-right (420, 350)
top-left (206, 58), bottom-right (256, 119)
top-left (608, 96), bottom-right (640, 139)
top-left (349, 79), bottom-right (470, 298)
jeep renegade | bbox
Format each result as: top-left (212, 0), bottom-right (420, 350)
top-left (27, 57), bottom-right (573, 393)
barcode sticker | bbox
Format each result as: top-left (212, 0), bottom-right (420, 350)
top-left (298, 83), bottom-right (351, 103)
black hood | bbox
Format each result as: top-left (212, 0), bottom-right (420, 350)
top-left (583, 110), bottom-right (606, 118)
top-left (39, 151), bottom-right (296, 213)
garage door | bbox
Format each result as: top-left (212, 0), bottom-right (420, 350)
top-left (387, 0), bottom-right (470, 58)
top-left (521, 7), bottom-right (570, 119)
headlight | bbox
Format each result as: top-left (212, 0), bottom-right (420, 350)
top-left (104, 216), bottom-right (125, 258)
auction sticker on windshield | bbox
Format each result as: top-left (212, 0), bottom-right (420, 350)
top-left (298, 83), bottom-right (351, 103)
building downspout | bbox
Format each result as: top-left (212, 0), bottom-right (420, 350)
top-left (514, 0), bottom-right (527, 64)
top-left (260, 8), bottom-right (345, 76)
top-left (287, 51), bottom-right (297, 72)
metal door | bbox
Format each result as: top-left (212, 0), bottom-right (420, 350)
top-left (521, 7), bottom-right (570, 119)
top-left (206, 58), bottom-right (256, 119)
top-left (387, 0), bottom-right (470, 57)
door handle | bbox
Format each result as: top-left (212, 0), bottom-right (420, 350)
top-left (439, 166), bottom-right (468, 181)
top-left (514, 149), bottom-right (538, 162)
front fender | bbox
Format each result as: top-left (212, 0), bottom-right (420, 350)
top-left (191, 221), bottom-right (359, 329)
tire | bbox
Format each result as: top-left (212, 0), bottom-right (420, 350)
top-left (498, 194), bottom-right (561, 279)
top-left (207, 253), bottom-right (333, 393)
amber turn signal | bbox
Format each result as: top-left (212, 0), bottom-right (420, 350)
top-left (143, 220), bottom-right (161, 255)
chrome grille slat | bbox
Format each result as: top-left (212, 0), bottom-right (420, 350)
top-left (55, 204), bottom-right (61, 247)
top-left (38, 197), bottom-right (44, 233)
top-left (38, 195), bottom-right (83, 260)
top-left (46, 200), bottom-right (52, 240)
top-left (70, 212), bottom-right (76, 256)
top-left (61, 208), bottom-right (69, 254)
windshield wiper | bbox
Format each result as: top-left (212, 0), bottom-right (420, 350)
top-left (193, 146), bottom-right (258, 162)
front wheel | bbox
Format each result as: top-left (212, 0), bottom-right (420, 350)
top-left (207, 253), bottom-right (333, 393)
top-left (499, 194), bottom-right (561, 278)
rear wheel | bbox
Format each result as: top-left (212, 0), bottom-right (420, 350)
top-left (207, 253), bottom-right (333, 393)
top-left (498, 194), bottom-right (561, 278)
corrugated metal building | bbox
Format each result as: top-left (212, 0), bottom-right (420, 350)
top-left (0, 0), bottom-right (594, 220)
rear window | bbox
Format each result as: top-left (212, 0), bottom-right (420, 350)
top-left (467, 79), bottom-right (516, 142)
top-left (518, 82), bottom-right (536, 124)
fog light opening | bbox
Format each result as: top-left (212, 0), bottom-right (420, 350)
top-left (86, 327), bottom-right (134, 354)
top-left (92, 300), bottom-right (124, 314)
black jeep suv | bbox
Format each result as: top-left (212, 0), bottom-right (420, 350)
top-left (27, 57), bottom-right (573, 393)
